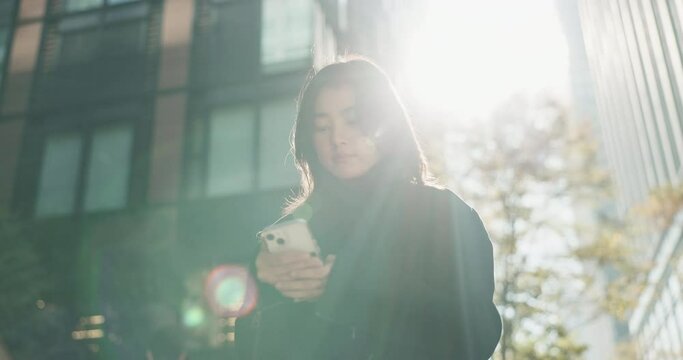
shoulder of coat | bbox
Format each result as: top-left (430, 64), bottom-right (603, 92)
top-left (409, 184), bottom-right (482, 217)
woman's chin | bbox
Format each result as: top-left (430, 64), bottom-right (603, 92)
top-left (323, 157), bottom-right (380, 180)
top-left (330, 167), bottom-right (370, 180)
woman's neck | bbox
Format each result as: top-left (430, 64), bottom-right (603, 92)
top-left (312, 160), bottom-right (404, 206)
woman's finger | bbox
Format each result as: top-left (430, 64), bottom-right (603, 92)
top-left (281, 289), bottom-right (324, 301)
top-left (276, 279), bottom-right (325, 291)
top-left (257, 270), bottom-right (292, 285)
top-left (287, 254), bottom-right (335, 279)
top-left (275, 251), bottom-right (320, 266)
top-left (258, 253), bottom-right (323, 271)
top-left (289, 263), bottom-right (332, 279)
top-left (259, 260), bottom-right (312, 279)
top-left (257, 250), bottom-right (312, 267)
top-left (258, 264), bottom-right (307, 284)
top-left (256, 255), bottom-right (324, 284)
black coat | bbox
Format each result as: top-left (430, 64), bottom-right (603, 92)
top-left (236, 180), bottom-right (502, 359)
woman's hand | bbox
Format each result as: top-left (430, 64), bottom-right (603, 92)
top-left (256, 249), bottom-right (335, 302)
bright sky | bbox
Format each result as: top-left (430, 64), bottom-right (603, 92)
top-left (400, 0), bottom-right (570, 120)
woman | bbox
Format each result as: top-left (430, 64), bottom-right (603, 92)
top-left (236, 58), bottom-right (501, 359)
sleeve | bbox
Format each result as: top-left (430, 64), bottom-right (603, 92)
top-left (376, 188), bottom-right (501, 359)
top-left (235, 216), bottom-right (291, 359)
top-left (449, 195), bottom-right (502, 359)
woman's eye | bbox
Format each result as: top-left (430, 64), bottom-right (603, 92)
top-left (346, 115), bottom-right (363, 127)
top-left (314, 125), bottom-right (330, 132)
top-left (345, 116), bottom-right (360, 127)
top-left (343, 109), bottom-right (358, 124)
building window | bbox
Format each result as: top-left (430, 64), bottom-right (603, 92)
top-left (50, 0), bottom-right (149, 67)
top-left (185, 115), bottom-right (205, 199)
top-left (35, 124), bottom-right (134, 217)
top-left (35, 133), bottom-right (83, 217)
top-left (676, 302), bottom-right (683, 348)
top-left (667, 313), bottom-right (682, 355)
top-left (207, 106), bottom-right (256, 196)
top-left (186, 98), bottom-right (299, 199)
top-left (56, 13), bottom-right (99, 65)
top-left (260, 0), bottom-right (313, 73)
top-left (64, 0), bottom-right (104, 13)
top-left (83, 124), bottom-right (133, 211)
top-left (63, 0), bottom-right (140, 13)
top-left (258, 99), bottom-right (298, 189)
top-left (191, 0), bottom-right (258, 85)
top-left (0, 0), bottom-right (17, 90)
top-left (0, 27), bottom-right (8, 86)
top-left (312, 3), bottom-right (337, 70)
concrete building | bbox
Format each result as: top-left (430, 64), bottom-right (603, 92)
top-left (578, 1), bottom-right (683, 358)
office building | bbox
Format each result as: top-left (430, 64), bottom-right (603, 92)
top-left (578, 1), bottom-right (683, 358)
top-left (0, 0), bottom-right (363, 357)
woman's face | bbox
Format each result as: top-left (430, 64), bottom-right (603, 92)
top-left (312, 85), bottom-right (380, 179)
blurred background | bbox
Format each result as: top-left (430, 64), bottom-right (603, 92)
top-left (0, 0), bottom-right (682, 358)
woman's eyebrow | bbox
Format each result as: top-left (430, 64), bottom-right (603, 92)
top-left (314, 106), bottom-right (354, 118)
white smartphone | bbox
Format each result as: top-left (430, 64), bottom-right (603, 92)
top-left (259, 219), bottom-right (320, 257)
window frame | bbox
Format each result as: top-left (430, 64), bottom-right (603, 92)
top-left (0, 0), bottom-right (19, 107)
top-left (205, 103), bottom-right (258, 197)
top-left (183, 97), bottom-right (300, 200)
top-left (42, 0), bottom-right (152, 70)
top-left (189, 0), bottom-right (262, 86)
top-left (82, 122), bottom-right (136, 212)
top-left (31, 118), bottom-right (141, 219)
top-left (259, 0), bottom-right (314, 74)
top-left (34, 130), bottom-right (84, 217)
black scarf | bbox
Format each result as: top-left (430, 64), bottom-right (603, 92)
top-left (303, 159), bottom-right (404, 257)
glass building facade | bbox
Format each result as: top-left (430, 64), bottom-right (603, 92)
top-left (579, 1), bottom-right (683, 358)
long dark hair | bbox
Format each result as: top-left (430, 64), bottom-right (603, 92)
top-left (285, 58), bottom-right (431, 214)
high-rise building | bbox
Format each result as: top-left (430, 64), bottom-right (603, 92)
top-left (578, 1), bottom-right (683, 358)
top-left (556, 2), bottom-right (619, 359)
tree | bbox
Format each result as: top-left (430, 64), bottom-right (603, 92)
top-left (441, 95), bottom-right (624, 359)
top-left (575, 184), bottom-right (683, 359)
top-left (632, 184), bottom-right (683, 230)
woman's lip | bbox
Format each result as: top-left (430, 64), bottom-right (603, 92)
top-left (333, 154), bottom-right (356, 162)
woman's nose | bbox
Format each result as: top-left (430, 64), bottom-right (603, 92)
top-left (331, 123), bottom-right (350, 146)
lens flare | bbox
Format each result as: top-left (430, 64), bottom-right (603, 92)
top-left (183, 305), bottom-right (205, 327)
top-left (215, 278), bottom-right (246, 311)
top-left (204, 264), bottom-right (258, 318)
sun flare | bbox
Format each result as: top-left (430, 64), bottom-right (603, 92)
top-left (400, 0), bottom-right (570, 119)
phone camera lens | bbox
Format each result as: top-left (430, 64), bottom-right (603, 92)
top-left (266, 234), bottom-right (275, 241)
top-left (276, 238), bottom-right (285, 245)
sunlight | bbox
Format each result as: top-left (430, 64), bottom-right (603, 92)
top-left (401, 0), bottom-right (570, 119)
